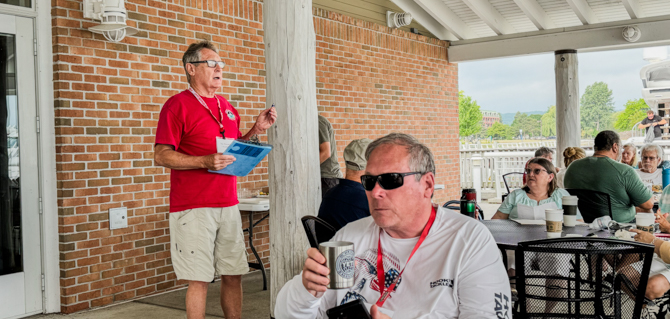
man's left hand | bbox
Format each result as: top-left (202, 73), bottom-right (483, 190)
top-left (254, 107), bottom-right (277, 132)
top-left (370, 305), bottom-right (391, 319)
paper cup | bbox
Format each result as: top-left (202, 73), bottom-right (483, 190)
top-left (562, 196), bottom-right (578, 216)
top-left (636, 213), bottom-right (656, 233)
top-left (546, 209), bottom-right (564, 234)
top-left (319, 241), bottom-right (355, 289)
top-left (563, 215), bottom-right (577, 227)
top-left (546, 232), bottom-right (562, 238)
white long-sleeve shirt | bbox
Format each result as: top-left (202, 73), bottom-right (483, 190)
top-left (275, 206), bottom-right (512, 319)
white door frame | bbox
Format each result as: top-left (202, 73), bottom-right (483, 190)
top-left (0, 1), bottom-right (59, 314)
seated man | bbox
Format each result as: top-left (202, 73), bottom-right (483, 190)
top-left (630, 214), bottom-right (670, 300)
top-left (636, 143), bottom-right (664, 194)
top-left (564, 130), bottom-right (653, 222)
top-left (275, 133), bottom-right (511, 319)
top-left (317, 138), bottom-right (372, 232)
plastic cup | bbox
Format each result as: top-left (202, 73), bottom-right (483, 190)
top-left (636, 213), bottom-right (656, 233)
top-left (546, 209), bottom-right (564, 235)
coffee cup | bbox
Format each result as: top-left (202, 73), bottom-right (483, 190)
top-left (562, 196), bottom-right (578, 216)
top-left (319, 241), bottom-right (355, 289)
top-left (563, 215), bottom-right (577, 227)
top-left (545, 209), bottom-right (564, 235)
top-left (636, 213), bottom-right (656, 233)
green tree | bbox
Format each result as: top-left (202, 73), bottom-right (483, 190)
top-left (511, 112), bottom-right (542, 138)
top-left (614, 98), bottom-right (649, 131)
top-left (458, 91), bottom-right (483, 138)
top-left (487, 122), bottom-right (515, 139)
top-left (580, 81), bottom-right (614, 137)
top-left (541, 105), bottom-right (556, 137)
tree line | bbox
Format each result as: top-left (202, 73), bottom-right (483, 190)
top-left (459, 81), bottom-right (650, 140)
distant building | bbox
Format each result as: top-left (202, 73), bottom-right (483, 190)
top-left (481, 110), bottom-right (502, 128)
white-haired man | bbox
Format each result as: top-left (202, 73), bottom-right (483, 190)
top-left (154, 40), bottom-right (277, 319)
top-left (636, 143), bottom-right (665, 194)
top-left (275, 133), bottom-right (511, 319)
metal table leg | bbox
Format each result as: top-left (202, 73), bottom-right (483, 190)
top-left (246, 211), bottom-right (268, 291)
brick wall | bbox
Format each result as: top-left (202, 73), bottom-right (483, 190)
top-left (51, 0), bottom-right (457, 313)
top-left (313, 8), bottom-right (459, 204)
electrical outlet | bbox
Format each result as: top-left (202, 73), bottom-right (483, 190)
top-left (109, 207), bottom-right (128, 230)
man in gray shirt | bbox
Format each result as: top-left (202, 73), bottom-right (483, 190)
top-left (319, 115), bottom-right (342, 196)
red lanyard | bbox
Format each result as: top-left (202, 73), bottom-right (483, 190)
top-left (189, 87), bottom-right (224, 134)
top-left (375, 206), bottom-right (437, 307)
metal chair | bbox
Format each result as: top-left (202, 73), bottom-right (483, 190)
top-left (443, 200), bottom-right (484, 220)
top-left (565, 188), bottom-right (613, 223)
top-left (516, 237), bottom-right (654, 319)
top-left (301, 215), bottom-right (337, 249)
top-left (502, 172), bottom-right (525, 202)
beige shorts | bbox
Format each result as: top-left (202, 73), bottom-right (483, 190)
top-left (170, 206), bottom-right (249, 282)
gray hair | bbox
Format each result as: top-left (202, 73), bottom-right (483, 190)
top-left (182, 40), bottom-right (218, 83)
top-left (365, 133), bottom-right (435, 180)
top-left (641, 143), bottom-right (664, 159)
top-left (535, 146), bottom-right (554, 158)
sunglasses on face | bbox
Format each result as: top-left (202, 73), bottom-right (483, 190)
top-left (360, 172), bottom-right (424, 191)
top-left (524, 168), bottom-right (547, 175)
top-left (642, 156), bottom-right (658, 161)
top-left (190, 60), bottom-right (225, 68)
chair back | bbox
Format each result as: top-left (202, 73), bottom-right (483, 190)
top-left (443, 200), bottom-right (484, 220)
top-left (565, 188), bottom-right (613, 223)
top-left (301, 216), bottom-right (337, 248)
top-left (502, 172), bottom-right (525, 202)
top-left (515, 237), bottom-right (654, 319)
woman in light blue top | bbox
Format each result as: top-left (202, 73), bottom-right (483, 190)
top-left (492, 157), bottom-right (582, 220)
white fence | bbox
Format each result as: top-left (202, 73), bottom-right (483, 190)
top-left (460, 139), bottom-right (670, 200)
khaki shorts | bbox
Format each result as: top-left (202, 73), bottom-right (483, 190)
top-left (170, 206), bottom-right (249, 282)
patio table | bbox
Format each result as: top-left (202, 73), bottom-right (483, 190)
top-left (239, 198), bottom-right (270, 291)
top-left (482, 219), bottom-right (611, 250)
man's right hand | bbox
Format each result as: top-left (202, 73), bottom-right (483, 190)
top-left (302, 248), bottom-right (330, 297)
top-left (200, 154), bottom-right (236, 171)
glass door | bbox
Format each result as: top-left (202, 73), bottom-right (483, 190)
top-left (0, 13), bottom-right (42, 319)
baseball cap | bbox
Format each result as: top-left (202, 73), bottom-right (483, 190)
top-left (343, 138), bottom-right (372, 171)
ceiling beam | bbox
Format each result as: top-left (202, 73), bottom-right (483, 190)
top-left (621, 0), bottom-right (643, 19)
top-left (511, 0), bottom-right (555, 30)
top-left (461, 0), bottom-right (516, 35)
top-left (448, 15), bottom-right (670, 62)
top-left (414, 0), bottom-right (476, 40)
top-left (565, 0), bottom-right (600, 25)
top-left (389, 0), bottom-right (457, 41)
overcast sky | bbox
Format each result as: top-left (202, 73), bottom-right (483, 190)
top-left (458, 46), bottom-right (669, 114)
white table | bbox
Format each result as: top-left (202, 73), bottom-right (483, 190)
top-left (238, 198), bottom-right (270, 290)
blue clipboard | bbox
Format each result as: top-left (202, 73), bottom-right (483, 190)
top-left (208, 140), bottom-right (273, 177)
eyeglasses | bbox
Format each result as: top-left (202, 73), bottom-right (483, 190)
top-left (642, 156), bottom-right (658, 161)
top-left (360, 172), bottom-right (424, 191)
top-left (524, 168), bottom-right (547, 175)
top-left (190, 60), bottom-right (225, 68)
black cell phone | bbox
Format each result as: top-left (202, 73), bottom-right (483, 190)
top-left (326, 299), bottom-right (372, 319)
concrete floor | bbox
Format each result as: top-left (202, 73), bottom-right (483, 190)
top-left (27, 271), bottom-right (271, 319)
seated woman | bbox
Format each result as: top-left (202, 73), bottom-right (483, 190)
top-left (492, 157), bottom-right (583, 221)
top-left (556, 147), bottom-right (585, 189)
top-left (622, 143), bottom-right (638, 168)
top-left (492, 157), bottom-right (583, 313)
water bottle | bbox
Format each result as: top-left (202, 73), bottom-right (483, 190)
top-left (663, 167), bottom-right (670, 189)
top-left (460, 189), bottom-right (477, 218)
top-left (589, 216), bottom-right (612, 230)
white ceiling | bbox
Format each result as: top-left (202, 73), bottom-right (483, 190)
top-left (390, 0), bottom-right (670, 61)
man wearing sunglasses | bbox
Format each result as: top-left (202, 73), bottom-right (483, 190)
top-left (276, 133), bottom-right (511, 319)
top-left (154, 40), bottom-right (277, 319)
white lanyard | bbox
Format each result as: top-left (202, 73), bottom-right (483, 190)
top-left (189, 87), bottom-right (224, 134)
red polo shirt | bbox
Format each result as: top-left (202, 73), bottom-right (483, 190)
top-left (155, 90), bottom-right (242, 212)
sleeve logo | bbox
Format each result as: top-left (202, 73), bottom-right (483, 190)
top-left (495, 292), bottom-right (510, 319)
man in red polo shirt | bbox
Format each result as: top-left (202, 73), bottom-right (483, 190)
top-left (154, 40), bottom-right (276, 319)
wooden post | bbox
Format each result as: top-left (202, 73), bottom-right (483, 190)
top-left (264, 0), bottom-right (320, 315)
top-left (555, 50), bottom-right (580, 167)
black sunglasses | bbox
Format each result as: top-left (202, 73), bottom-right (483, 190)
top-left (360, 172), bottom-right (424, 191)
